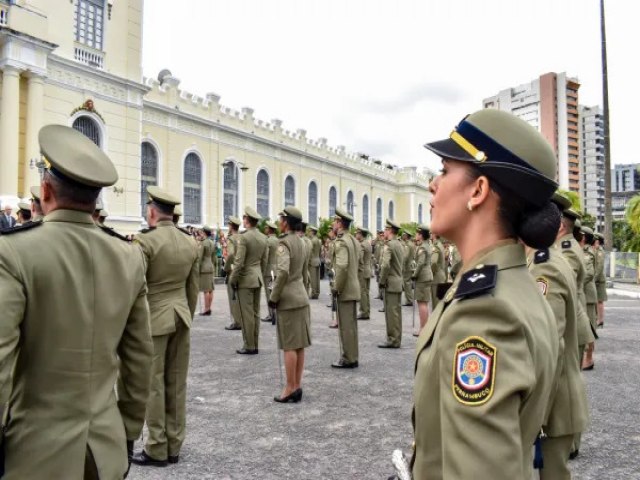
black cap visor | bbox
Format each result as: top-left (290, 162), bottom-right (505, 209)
top-left (424, 138), bottom-right (475, 163)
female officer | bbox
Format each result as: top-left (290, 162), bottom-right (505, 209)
top-left (412, 109), bottom-right (560, 479)
top-left (268, 206), bottom-right (311, 403)
top-left (198, 226), bottom-right (216, 315)
top-left (411, 224), bottom-right (433, 336)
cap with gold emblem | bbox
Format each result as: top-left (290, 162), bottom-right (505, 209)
top-left (174, 205), bottom-right (183, 217)
top-left (278, 206), bottom-right (303, 221)
top-left (266, 221), bottom-right (278, 230)
top-left (38, 125), bottom-right (118, 187)
top-left (424, 109), bottom-right (558, 207)
top-left (30, 186), bottom-right (41, 202)
top-left (243, 206), bottom-right (262, 221)
top-left (334, 207), bottom-right (354, 223)
top-left (228, 216), bottom-right (242, 227)
top-left (146, 185), bottom-right (180, 208)
top-left (386, 218), bottom-right (400, 230)
top-left (18, 202), bottom-right (31, 212)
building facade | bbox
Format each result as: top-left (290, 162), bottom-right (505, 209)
top-left (611, 163), bottom-right (640, 221)
top-left (482, 72), bottom-right (581, 193)
top-left (579, 105), bottom-right (606, 230)
top-left (0, 0), bottom-right (430, 233)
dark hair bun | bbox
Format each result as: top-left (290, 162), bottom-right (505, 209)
top-left (517, 201), bottom-right (561, 249)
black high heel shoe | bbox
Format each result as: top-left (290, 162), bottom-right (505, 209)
top-left (274, 388), bottom-right (302, 403)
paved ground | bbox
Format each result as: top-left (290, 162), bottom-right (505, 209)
top-left (129, 281), bottom-right (640, 480)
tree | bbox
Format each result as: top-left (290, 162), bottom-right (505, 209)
top-left (558, 188), bottom-right (581, 212)
top-left (625, 194), bottom-right (640, 233)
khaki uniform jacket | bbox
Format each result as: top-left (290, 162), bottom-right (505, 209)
top-left (527, 247), bottom-right (589, 437)
top-left (325, 238), bottom-right (335, 270)
top-left (270, 232), bottom-right (310, 310)
top-left (595, 247), bottom-right (607, 300)
top-left (360, 239), bottom-right (373, 278)
top-left (412, 241), bottom-right (558, 480)
top-left (373, 239), bottom-right (383, 269)
top-left (0, 210), bottom-right (153, 480)
top-left (265, 234), bottom-right (279, 278)
top-left (556, 234), bottom-right (594, 345)
top-left (199, 238), bottom-right (215, 274)
top-left (224, 233), bottom-right (238, 274)
top-left (431, 240), bottom-right (447, 284)
top-left (413, 242), bottom-right (433, 284)
top-left (309, 235), bottom-right (322, 267)
top-left (403, 241), bottom-right (416, 280)
top-left (380, 238), bottom-right (404, 293)
top-left (583, 246), bottom-right (597, 304)
top-left (332, 231), bottom-right (361, 301)
top-left (450, 245), bottom-right (463, 280)
top-left (136, 221), bottom-right (199, 336)
top-left (229, 227), bottom-right (268, 289)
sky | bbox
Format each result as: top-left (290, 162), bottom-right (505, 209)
top-left (142, 0), bottom-right (637, 174)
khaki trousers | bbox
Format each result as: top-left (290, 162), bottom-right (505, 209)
top-left (338, 300), bottom-right (358, 363)
top-left (309, 265), bottom-right (320, 298)
top-left (358, 276), bottom-right (370, 317)
top-left (238, 287), bottom-right (261, 350)
top-left (226, 282), bottom-right (241, 327)
top-left (540, 435), bottom-right (574, 480)
top-left (145, 318), bottom-right (190, 460)
top-left (384, 291), bottom-right (402, 347)
top-left (403, 276), bottom-right (414, 303)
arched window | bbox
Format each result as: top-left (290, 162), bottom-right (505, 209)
top-left (284, 175), bottom-right (295, 207)
top-left (72, 116), bottom-right (101, 146)
top-left (388, 200), bottom-right (395, 220)
top-left (362, 194), bottom-right (369, 229)
top-left (308, 181), bottom-right (318, 226)
top-left (183, 153), bottom-right (202, 224)
top-left (329, 186), bottom-right (337, 218)
top-left (223, 161), bottom-right (239, 223)
top-left (418, 203), bottom-right (423, 224)
top-left (141, 142), bottom-right (158, 218)
top-left (346, 190), bottom-right (355, 216)
top-left (376, 198), bottom-right (382, 231)
top-left (256, 169), bottom-right (269, 219)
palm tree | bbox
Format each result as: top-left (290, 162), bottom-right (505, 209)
top-left (625, 195), bottom-right (640, 234)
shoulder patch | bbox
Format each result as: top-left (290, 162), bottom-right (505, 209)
top-left (0, 222), bottom-right (43, 235)
top-left (536, 277), bottom-right (549, 297)
top-left (277, 245), bottom-right (285, 254)
top-left (178, 227), bottom-right (191, 236)
top-left (99, 225), bottom-right (129, 242)
top-left (561, 240), bottom-right (571, 249)
top-left (533, 249), bottom-right (549, 264)
top-left (455, 265), bottom-right (498, 299)
top-left (139, 227), bottom-right (156, 234)
top-left (453, 336), bottom-right (497, 406)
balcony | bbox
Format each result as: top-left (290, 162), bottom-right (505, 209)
top-left (74, 43), bottom-right (104, 69)
top-left (0, 3), bottom-right (7, 26)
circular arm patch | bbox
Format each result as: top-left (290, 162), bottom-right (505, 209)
top-left (452, 336), bottom-right (497, 406)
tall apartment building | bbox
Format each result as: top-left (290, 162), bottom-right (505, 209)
top-left (579, 105), bottom-right (606, 230)
top-left (611, 164), bottom-right (640, 220)
top-left (483, 72), bottom-right (581, 193)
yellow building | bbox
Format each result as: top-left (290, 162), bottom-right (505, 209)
top-left (0, 0), bottom-right (430, 233)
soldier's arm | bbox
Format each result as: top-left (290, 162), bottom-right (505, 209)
top-left (379, 245), bottom-right (390, 285)
top-left (334, 239), bottom-right (349, 293)
top-left (583, 254), bottom-right (595, 284)
top-left (431, 245), bottom-right (439, 274)
top-left (186, 248), bottom-right (199, 316)
top-left (229, 236), bottom-right (246, 286)
top-left (224, 238), bottom-right (236, 273)
top-left (260, 240), bottom-right (269, 277)
top-left (413, 248), bottom-right (426, 279)
top-left (117, 251), bottom-right (153, 440)
top-left (0, 244), bottom-right (25, 405)
top-left (270, 243), bottom-right (290, 303)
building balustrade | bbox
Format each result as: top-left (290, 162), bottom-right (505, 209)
top-left (74, 44), bottom-right (104, 69)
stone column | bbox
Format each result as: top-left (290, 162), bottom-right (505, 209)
top-left (0, 66), bottom-right (21, 205)
top-left (24, 73), bottom-right (45, 194)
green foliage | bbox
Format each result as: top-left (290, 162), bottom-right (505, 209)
top-left (399, 222), bottom-right (418, 236)
top-left (620, 195), bottom-right (640, 252)
top-left (581, 213), bottom-right (596, 229)
top-left (317, 217), bottom-right (334, 241)
top-left (612, 220), bottom-right (633, 251)
top-left (558, 189), bottom-right (581, 212)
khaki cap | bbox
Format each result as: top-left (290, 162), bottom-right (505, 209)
top-left (39, 125), bottom-right (118, 187)
top-left (146, 185), bottom-right (180, 207)
top-left (551, 191), bottom-right (572, 211)
top-left (417, 224), bottom-right (431, 235)
top-left (581, 225), bottom-right (594, 236)
top-left (356, 226), bottom-right (369, 236)
top-left (386, 218), bottom-right (400, 230)
top-left (564, 208), bottom-right (582, 221)
top-left (334, 207), bottom-right (354, 223)
top-left (243, 206), bottom-right (262, 221)
top-left (402, 230), bottom-right (413, 238)
top-left (308, 225), bottom-right (319, 232)
top-left (278, 206), bottom-right (303, 221)
top-left (174, 205), bottom-right (183, 217)
top-left (424, 109), bottom-right (558, 207)
top-left (573, 219), bottom-right (582, 229)
top-left (266, 221), bottom-right (278, 230)
top-left (228, 216), bottom-right (242, 226)
top-left (99, 209), bottom-right (109, 217)
top-left (30, 186), bottom-right (41, 201)
top-left (18, 202), bottom-right (31, 211)
top-left (203, 225), bottom-right (213, 233)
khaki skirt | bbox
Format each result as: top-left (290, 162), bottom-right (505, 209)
top-left (199, 273), bottom-right (214, 292)
top-left (415, 281), bottom-right (432, 303)
top-left (276, 306), bottom-right (311, 351)
top-left (596, 282), bottom-right (608, 302)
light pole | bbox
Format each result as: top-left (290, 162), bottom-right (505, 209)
top-left (601, 0), bottom-right (613, 249)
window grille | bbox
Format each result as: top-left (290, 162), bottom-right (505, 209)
top-left (74, 0), bottom-right (105, 50)
top-left (256, 169), bottom-right (269, 219)
top-left (223, 162), bottom-right (238, 223)
top-left (183, 153), bottom-right (202, 224)
top-left (284, 176), bottom-right (295, 207)
top-left (308, 181), bottom-right (318, 226)
top-left (140, 142), bottom-right (158, 218)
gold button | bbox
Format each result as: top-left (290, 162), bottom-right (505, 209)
top-left (475, 264), bottom-right (484, 269)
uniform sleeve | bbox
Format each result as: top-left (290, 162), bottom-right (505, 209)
top-left (0, 243), bottom-right (25, 405)
top-left (413, 248), bottom-right (425, 279)
top-left (431, 245), bottom-right (439, 274)
top-left (260, 238), bottom-right (269, 276)
top-left (224, 238), bottom-right (236, 273)
top-left (117, 252), bottom-right (153, 440)
top-left (379, 245), bottom-right (390, 285)
top-left (583, 253), bottom-right (595, 284)
top-left (229, 236), bottom-right (246, 286)
top-left (270, 242), bottom-right (290, 303)
top-left (186, 246), bottom-right (199, 316)
top-left (334, 238), bottom-right (349, 293)
top-left (437, 297), bottom-right (537, 479)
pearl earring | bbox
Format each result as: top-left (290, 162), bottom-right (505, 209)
top-left (467, 201), bottom-right (474, 212)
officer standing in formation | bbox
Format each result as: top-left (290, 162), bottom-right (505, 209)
top-left (401, 230), bottom-right (415, 306)
top-left (0, 125), bottom-right (153, 479)
top-left (594, 232), bottom-right (607, 327)
top-left (224, 215), bottom-right (242, 331)
top-left (580, 226), bottom-right (598, 370)
top-left (413, 109), bottom-right (560, 479)
top-left (330, 208), bottom-right (361, 368)
top-left (15, 202), bottom-right (32, 226)
top-left (29, 185), bottom-right (45, 222)
top-left (356, 226), bottom-right (372, 320)
top-left (298, 220), bottom-right (312, 295)
top-left (198, 225), bottom-right (216, 316)
top-left (262, 220), bottom-right (279, 323)
top-left (373, 230), bottom-right (385, 300)
top-left (378, 219), bottom-right (404, 349)
top-left (308, 225), bottom-right (322, 299)
top-left (131, 185), bottom-right (199, 468)
top-left (430, 232), bottom-right (446, 307)
top-left (229, 207), bottom-right (268, 355)
top-left (412, 224), bottom-right (433, 336)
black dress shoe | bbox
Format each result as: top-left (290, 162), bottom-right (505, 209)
top-left (274, 388), bottom-right (302, 403)
top-left (378, 342), bottom-right (400, 349)
top-left (168, 455), bottom-right (179, 464)
top-left (378, 308), bottom-right (385, 313)
top-left (357, 314), bottom-right (370, 320)
top-left (332, 360), bottom-right (359, 369)
top-left (402, 303), bottom-right (413, 306)
top-left (310, 295), bottom-right (319, 299)
top-left (199, 310), bottom-right (211, 316)
top-left (236, 348), bottom-right (259, 355)
top-left (328, 323), bottom-right (338, 329)
top-left (582, 363), bottom-right (595, 371)
top-left (569, 449), bottom-right (579, 460)
top-left (131, 450), bottom-right (167, 467)
top-left (225, 324), bottom-right (241, 330)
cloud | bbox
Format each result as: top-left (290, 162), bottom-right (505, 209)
top-left (356, 82), bottom-right (465, 114)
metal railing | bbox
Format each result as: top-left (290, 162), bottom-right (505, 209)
top-left (609, 252), bottom-right (640, 283)
top-left (74, 44), bottom-right (104, 69)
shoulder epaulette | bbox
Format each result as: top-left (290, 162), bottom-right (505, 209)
top-left (177, 227), bottom-right (191, 236)
top-left (561, 240), bottom-right (572, 249)
top-left (278, 233), bottom-right (287, 238)
top-left (139, 226), bottom-right (156, 234)
top-left (99, 225), bottom-right (130, 242)
top-left (454, 265), bottom-right (498, 299)
top-left (534, 249), bottom-right (549, 264)
top-left (0, 222), bottom-right (42, 235)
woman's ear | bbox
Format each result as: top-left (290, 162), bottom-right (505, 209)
top-left (468, 175), bottom-right (491, 210)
